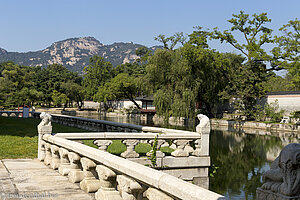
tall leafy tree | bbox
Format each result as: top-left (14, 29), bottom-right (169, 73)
top-left (212, 11), bottom-right (277, 119)
top-left (145, 31), bottom-right (244, 121)
top-left (37, 64), bottom-right (80, 107)
top-left (273, 19), bottom-right (300, 89)
top-left (0, 62), bottom-right (41, 107)
top-left (96, 73), bottom-right (141, 109)
top-left (83, 56), bottom-right (114, 101)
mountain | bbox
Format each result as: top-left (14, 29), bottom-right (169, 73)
top-left (0, 37), bottom-right (161, 73)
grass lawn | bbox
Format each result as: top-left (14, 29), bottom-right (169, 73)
top-left (0, 116), bottom-right (174, 159)
top-left (0, 116), bottom-right (87, 159)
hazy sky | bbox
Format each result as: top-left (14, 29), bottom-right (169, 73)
top-left (0, 0), bottom-right (299, 53)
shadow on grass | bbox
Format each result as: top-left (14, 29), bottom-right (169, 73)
top-left (0, 116), bottom-right (86, 159)
top-left (0, 116), bottom-right (86, 137)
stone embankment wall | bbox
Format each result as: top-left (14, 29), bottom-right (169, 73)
top-left (211, 119), bottom-right (300, 135)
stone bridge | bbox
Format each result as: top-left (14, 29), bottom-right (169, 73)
top-left (0, 111), bottom-right (225, 200)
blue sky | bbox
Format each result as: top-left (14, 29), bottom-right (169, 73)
top-left (0, 0), bottom-right (299, 53)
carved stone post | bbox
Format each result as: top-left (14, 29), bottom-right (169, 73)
top-left (39, 141), bottom-right (46, 161)
top-left (50, 145), bottom-right (60, 169)
top-left (171, 140), bottom-right (191, 157)
top-left (121, 140), bottom-right (139, 158)
top-left (68, 152), bottom-right (84, 183)
top-left (95, 165), bottom-right (122, 200)
top-left (80, 157), bottom-right (101, 193)
top-left (256, 143), bottom-right (300, 200)
top-left (147, 140), bottom-right (165, 158)
top-left (192, 139), bottom-right (202, 156)
top-left (94, 140), bottom-right (112, 151)
top-left (195, 114), bottom-right (211, 156)
top-left (58, 148), bottom-right (71, 176)
top-left (117, 175), bottom-right (144, 200)
top-left (44, 143), bottom-right (52, 166)
top-left (37, 112), bottom-right (52, 161)
top-left (144, 188), bottom-right (173, 200)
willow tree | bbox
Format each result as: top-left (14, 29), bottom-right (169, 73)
top-left (144, 32), bottom-right (237, 122)
top-left (143, 48), bottom-right (196, 121)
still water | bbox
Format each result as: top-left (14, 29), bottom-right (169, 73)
top-left (74, 112), bottom-right (299, 199)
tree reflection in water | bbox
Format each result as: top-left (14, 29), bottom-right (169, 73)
top-left (209, 130), bottom-right (284, 200)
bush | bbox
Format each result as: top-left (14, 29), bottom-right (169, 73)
top-left (291, 111), bottom-right (300, 118)
top-left (253, 100), bottom-right (284, 122)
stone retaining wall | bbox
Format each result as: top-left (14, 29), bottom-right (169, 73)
top-left (211, 119), bottom-right (300, 134)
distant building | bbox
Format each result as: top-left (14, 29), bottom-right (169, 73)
top-left (266, 91), bottom-right (300, 113)
top-left (82, 101), bottom-right (100, 110)
top-left (135, 96), bottom-right (156, 113)
top-left (107, 99), bottom-right (142, 110)
top-left (106, 96), bottom-right (155, 113)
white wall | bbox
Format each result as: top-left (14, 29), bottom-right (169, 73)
top-left (123, 100), bottom-right (142, 109)
top-left (268, 95), bottom-right (300, 113)
top-left (83, 101), bottom-right (100, 109)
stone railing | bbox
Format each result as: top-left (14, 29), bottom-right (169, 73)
top-left (34, 113), bottom-right (211, 189)
top-left (54, 131), bottom-right (210, 188)
top-left (38, 116), bottom-right (224, 200)
top-left (35, 113), bottom-right (210, 157)
top-left (0, 110), bottom-right (34, 117)
top-left (41, 135), bottom-right (224, 200)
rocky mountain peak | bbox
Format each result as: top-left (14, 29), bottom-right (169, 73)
top-left (46, 37), bottom-right (103, 55)
top-left (0, 48), bottom-right (7, 56)
top-left (0, 37), bottom-right (162, 73)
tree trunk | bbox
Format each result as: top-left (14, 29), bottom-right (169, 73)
top-left (128, 97), bottom-right (141, 109)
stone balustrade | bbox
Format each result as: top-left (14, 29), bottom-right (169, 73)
top-left (33, 112), bottom-right (211, 188)
top-left (53, 132), bottom-right (209, 174)
top-left (34, 112), bottom-right (224, 199)
top-left (0, 110), bottom-right (34, 117)
top-left (40, 133), bottom-right (224, 200)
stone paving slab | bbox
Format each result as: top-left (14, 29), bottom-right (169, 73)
top-left (1, 159), bottom-right (95, 200)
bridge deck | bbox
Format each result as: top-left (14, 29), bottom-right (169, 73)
top-left (0, 159), bottom-right (95, 200)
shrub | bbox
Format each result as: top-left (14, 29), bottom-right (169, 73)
top-left (253, 100), bottom-right (284, 122)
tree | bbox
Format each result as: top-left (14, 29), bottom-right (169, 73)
top-left (51, 90), bottom-right (68, 109)
top-left (154, 32), bottom-right (186, 50)
top-left (83, 56), bottom-right (114, 101)
top-left (144, 31), bottom-right (244, 121)
top-left (143, 47), bottom-right (199, 121)
top-left (35, 64), bottom-right (81, 107)
top-left (61, 80), bottom-right (85, 110)
top-left (212, 11), bottom-right (277, 119)
top-left (264, 73), bottom-right (292, 92)
top-left (182, 31), bottom-right (244, 117)
top-left (273, 19), bottom-right (300, 89)
top-left (0, 62), bottom-right (40, 107)
top-left (96, 73), bottom-right (141, 109)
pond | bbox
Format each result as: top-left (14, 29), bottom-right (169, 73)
top-left (73, 112), bottom-right (299, 199)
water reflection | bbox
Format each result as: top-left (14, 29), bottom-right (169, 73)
top-left (75, 112), bottom-right (149, 125)
top-left (209, 130), bottom-right (299, 200)
top-left (70, 112), bottom-right (299, 199)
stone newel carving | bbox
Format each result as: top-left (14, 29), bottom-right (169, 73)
top-left (257, 143), bottom-right (300, 199)
top-left (38, 112), bottom-right (52, 161)
top-left (195, 114), bottom-right (210, 156)
top-left (196, 114), bottom-right (210, 132)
